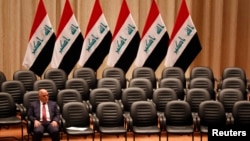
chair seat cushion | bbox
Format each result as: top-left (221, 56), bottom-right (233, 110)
top-left (99, 126), bottom-right (127, 134)
top-left (66, 127), bottom-right (94, 135)
top-left (0, 116), bottom-right (22, 124)
top-left (166, 125), bottom-right (194, 133)
top-left (132, 126), bottom-right (160, 134)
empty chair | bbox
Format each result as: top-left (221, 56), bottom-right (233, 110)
top-left (232, 101), bottom-right (250, 127)
top-left (62, 102), bottom-right (94, 141)
top-left (43, 68), bottom-right (68, 91)
top-left (65, 78), bottom-right (90, 101)
top-left (188, 77), bottom-right (216, 100)
top-left (121, 87), bottom-right (147, 118)
top-left (161, 67), bottom-right (186, 88)
top-left (218, 88), bottom-right (244, 123)
top-left (132, 67), bottom-right (157, 89)
top-left (126, 101), bottom-right (161, 141)
top-left (97, 77), bottom-right (122, 101)
top-left (93, 102), bottom-right (127, 141)
top-left (87, 88), bottom-right (115, 116)
top-left (33, 79), bottom-right (58, 101)
top-left (189, 66), bottom-right (215, 88)
top-left (128, 78), bottom-right (153, 100)
top-left (102, 67), bottom-right (127, 89)
top-left (0, 92), bottom-right (24, 140)
top-left (57, 89), bottom-right (83, 114)
top-left (185, 88), bottom-right (211, 120)
top-left (13, 70), bottom-right (37, 91)
top-left (1, 80), bottom-right (26, 111)
top-left (161, 100), bottom-right (195, 141)
top-left (152, 88), bottom-right (177, 116)
top-left (73, 67), bottom-right (97, 90)
top-left (197, 100), bottom-right (229, 141)
top-left (0, 71), bottom-right (6, 91)
top-left (159, 78), bottom-right (185, 100)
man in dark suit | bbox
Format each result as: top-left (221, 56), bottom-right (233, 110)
top-left (28, 89), bottom-right (60, 141)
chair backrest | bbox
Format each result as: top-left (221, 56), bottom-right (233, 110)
top-left (218, 88), bottom-right (244, 113)
top-left (1, 80), bottom-right (26, 104)
top-left (121, 87), bottom-right (147, 113)
top-left (62, 102), bottom-right (90, 127)
top-left (73, 67), bottom-right (97, 89)
top-left (159, 78), bottom-right (185, 100)
top-left (189, 66), bottom-right (215, 87)
top-left (189, 77), bottom-right (216, 100)
top-left (33, 79), bottom-right (57, 101)
top-left (57, 89), bottom-right (82, 113)
top-left (232, 101), bottom-right (250, 126)
top-left (152, 88), bottom-right (177, 113)
top-left (221, 67), bottom-right (246, 84)
top-left (88, 88), bottom-right (115, 113)
top-left (186, 88), bottom-right (211, 114)
top-left (13, 70), bottom-right (37, 91)
top-left (128, 78), bottom-right (153, 100)
top-left (220, 77), bottom-right (247, 99)
top-left (97, 77), bottom-right (122, 100)
top-left (130, 101), bottom-right (158, 126)
top-left (43, 68), bottom-right (68, 90)
top-left (132, 67), bottom-right (156, 89)
top-left (96, 102), bottom-right (124, 127)
top-left (165, 100), bottom-right (193, 126)
top-left (65, 78), bottom-right (90, 101)
top-left (0, 92), bottom-right (16, 118)
top-left (198, 100), bottom-right (227, 127)
top-left (102, 67), bottom-right (126, 89)
top-left (0, 71), bottom-right (6, 91)
top-left (161, 67), bottom-right (186, 88)
top-left (22, 91), bottom-right (39, 112)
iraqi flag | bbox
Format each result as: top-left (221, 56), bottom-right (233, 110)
top-left (164, 0), bottom-right (202, 72)
top-left (134, 0), bottom-right (169, 71)
top-left (22, 0), bottom-right (55, 77)
top-left (77, 0), bottom-right (112, 71)
top-left (50, 0), bottom-right (84, 75)
top-left (106, 0), bottom-right (140, 74)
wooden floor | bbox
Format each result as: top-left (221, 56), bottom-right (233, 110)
top-left (0, 124), bottom-right (208, 141)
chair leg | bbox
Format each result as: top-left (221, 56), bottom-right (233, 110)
top-left (192, 133), bottom-right (194, 141)
top-left (100, 133), bottom-right (102, 141)
top-left (92, 133), bottom-right (95, 141)
top-left (159, 132), bottom-right (161, 141)
top-left (166, 132), bottom-right (168, 141)
top-left (124, 133), bottom-right (127, 141)
top-left (133, 134), bottom-right (135, 141)
top-left (200, 133), bottom-right (202, 141)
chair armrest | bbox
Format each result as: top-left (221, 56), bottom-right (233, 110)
top-left (124, 114), bottom-right (132, 131)
top-left (86, 101), bottom-right (92, 113)
top-left (92, 114), bottom-right (99, 132)
top-left (159, 114), bottom-right (166, 131)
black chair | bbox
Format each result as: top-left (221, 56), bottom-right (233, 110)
top-left (231, 101), bottom-right (250, 127)
top-left (13, 70), bottom-right (37, 91)
top-left (102, 67), bottom-right (127, 89)
top-left (126, 101), bottom-right (161, 141)
top-left (62, 102), bottom-right (94, 141)
top-left (1, 80), bottom-right (26, 111)
top-left (73, 67), bottom-right (97, 90)
top-left (160, 100), bottom-right (195, 141)
top-left (0, 71), bottom-right (6, 91)
top-left (57, 89), bottom-right (83, 114)
top-left (159, 78), bottom-right (185, 100)
top-left (132, 67), bottom-right (157, 89)
top-left (152, 88), bottom-right (177, 117)
top-left (197, 100), bottom-right (229, 141)
top-left (128, 78), bottom-right (153, 100)
top-left (65, 78), bottom-right (90, 101)
top-left (0, 92), bottom-right (24, 141)
top-left (97, 77), bottom-right (122, 101)
top-left (161, 67), bottom-right (186, 88)
top-left (217, 88), bottom-right (244, 123)
top-left (93, 102), bottom-right (127, 141)
top-left (43, 68), bottom-right (68, 91)
top-left (121, 87), bottom-right (147, 118)
top-left (33, 79), bottom-right (58, 101)
top-left (185, 88), bottom-right (211, 120)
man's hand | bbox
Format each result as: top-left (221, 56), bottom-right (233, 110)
top-left (34, 120), bottom-right (41, 127)
top-left (50, 121), bottom-right (58, 127)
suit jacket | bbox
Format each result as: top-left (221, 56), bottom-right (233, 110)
top-left (28, 100), bottom-right (60, 123)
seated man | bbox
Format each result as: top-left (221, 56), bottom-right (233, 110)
top-left (27, 89), bottom-right (60, 141)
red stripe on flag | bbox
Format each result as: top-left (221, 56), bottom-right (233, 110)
top-left (29, 0), bottom-right (46, 40)
top-left (169, 0), bottom-right (189, 44)
top-left (141, 0), bottom-right (159, 38)
top-left (56, 0), bottom-right (73, 37)
top-left (85, 0), bottom-right (102, 36)
top-left (112, 0), bottom-right (130, 40)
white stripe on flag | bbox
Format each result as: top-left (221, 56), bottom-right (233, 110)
top-left (164, 15), bottom-right (197, 67)
top-left (78, 14), bottom-right (110, 66)
top-left (23, 15), bottom-right (54, 69)
top-left (51, 16), bottom-right (81, 68)
top-left (134, 15), bottom-right (166, 67)
top-left (107, 14), bottom-right (137, 66)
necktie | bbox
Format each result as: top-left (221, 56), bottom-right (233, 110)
top-left (42, 103), bottom-right (47, 122)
